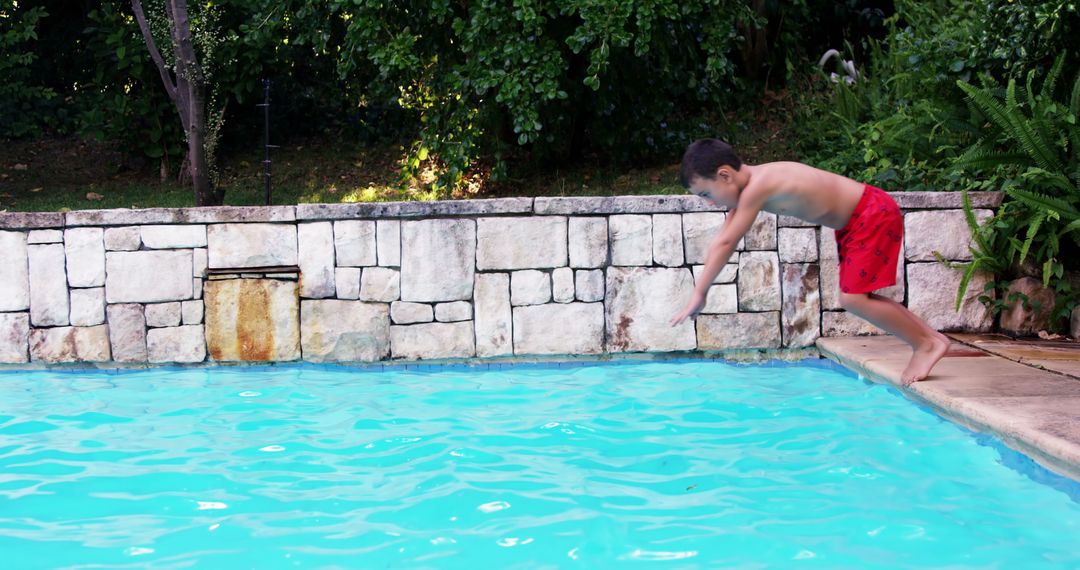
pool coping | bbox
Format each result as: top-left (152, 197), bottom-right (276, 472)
top-left (817, 335), bottom-right (1080, 484)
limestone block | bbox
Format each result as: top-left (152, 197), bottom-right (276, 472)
top-left (334, 220), bottom-right (377, 267)
top-left (377, 220), bottom-right (401, 266)
top-left (140, 225), bottom-right (207, 249)
top-left (701, 284), bottom-right (737, 314)
top-left (192, 248), bottom-right (208, 277)
top-left (609, 214), bottom-right (652, 266)
top-left (778, 227), bottom-right (818, 263)
top-left (905, 209), bottom-right (992, 261)
top-left (298, 222), bottom-right (336, 299)
top-left (147, 325), bottom-right (206, 363)
top-left (819, 227), bottom-right (905, 310)
top-left (999, 277), bottom-right (1056, 336)
top-left (30, 326), bottom-right (111, 362)
top-left (0, 231), bottom-right (30, 312)
top-left (606, 267), bottom-right (696, 352)
top-left (906, 262), bottom-right (992, 331)
top-left (511, 270), bottom-right (551, 306)
top-left (745, 211), bottom-right (777, 250)
top-left (65, 228), bottom-right (106, 288)
top-left (391, 321), bottom-right (475, 360)
top-left (69, 287), bottom-right (105, 327)
top-left (105, 250), bottom-right (193, 303)
top-left (738, 251), bottom-right (781, 312)
top-left (391, 301), bottom-right (433, 324)
top-left (513, 303), bottom-right (604, 355)
top-left (194, 278), bottom-right (203, 300)
top-left (107, 304), bottom-right (147, 362)
top-left (778, 215), bottom-right (817, 228)
top-left (684, 212), bottom-right (740, 264)
top-left (358, 267), bottom-right (399, 302)
top-left (697, 312), bottom-right (781, 349)
top-left (822, 311), bottom-right (883, 336)
top-left (475, 273), bottom-right (512, 357)
top-left (401, 219), bottom-right (475, 302)
top-left (104, 226), bottom-right (141, 251)
top-left (652, 214), bottom-right (684, 267)
top-left (182, 300), bottom-right (204, 325)
top-left (206, 279), bottom-right (300, 361)
top-left (575, 269), bottom-right (604, 302)
top-left (692, 261), bottom-right (739, 285)
top-left (27, 229), bottom-right (62, 244)
top-left (29, 244), bottom-right (69, 326)
top-left (435, 301), bottom-right (472, 322)
top-left (335, 267), bottom-right (361, 300)
top-left (569, 217), bottom-right (608, 268)
top-left (0, 313), bottom-right (29, 363)
top-left (781, 264), bottom-right (821, 348)
top-left (477, 216), bottom-right (567, 270)
top-left (301, 300), bottom-right (389, 362)
top-left (552, 267), bottom-right (575, 303)
top-left (146, 302), bottom-right (182, 328)
top-left (207, 223), bottom-right (297, 268)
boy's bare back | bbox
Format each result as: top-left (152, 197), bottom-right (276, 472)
top-left (740, 162), bottom-right (866, 229)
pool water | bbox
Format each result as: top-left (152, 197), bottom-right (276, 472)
top-left (1, 360), bottom-right (1078, 569)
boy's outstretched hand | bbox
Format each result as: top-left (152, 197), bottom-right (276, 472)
top-left (670, 291), bottom-right (706, 327)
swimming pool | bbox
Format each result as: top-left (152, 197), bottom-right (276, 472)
top-left (1, 360), bottom-right (1077, 568)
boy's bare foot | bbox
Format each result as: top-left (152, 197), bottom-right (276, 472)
top-left (901, 335), bottom-right (950, 386)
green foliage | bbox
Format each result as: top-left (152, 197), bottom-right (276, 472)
top-left (794, 1), bottom-right (989, 191)
top-left (970, 0), bottom-right (1080, 75)
top-left (77, 4), bottom-right (183, 163)
top-left (0, 7), bottom-right (59, 138)
top-left (331, 0), bottom-right (753, 194)
top-left (953, 55), bottom-right (1080, 328)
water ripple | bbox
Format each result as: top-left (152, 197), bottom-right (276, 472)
top-left (0, 361), bottom-right (1076, 568)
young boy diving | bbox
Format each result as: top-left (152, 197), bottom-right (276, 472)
top-left (669, 139), bottom-right (950, 385)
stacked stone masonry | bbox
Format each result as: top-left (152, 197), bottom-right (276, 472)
top-left (0, 194), bottom-right (1001, 364)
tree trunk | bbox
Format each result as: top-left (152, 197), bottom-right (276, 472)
top-left (131, 0), bottom-right (223, 206)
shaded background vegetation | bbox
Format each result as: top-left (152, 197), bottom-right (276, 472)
top-left (2, 0), bottom-right (1079, 325)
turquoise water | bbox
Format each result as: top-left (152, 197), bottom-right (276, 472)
top-left (1, 360), bottom-right (1078, 569)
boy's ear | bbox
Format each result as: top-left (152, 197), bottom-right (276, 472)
top-left (715, 166), bottom-right (733, 181)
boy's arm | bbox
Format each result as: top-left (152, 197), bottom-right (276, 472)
top-left (670, 199), bottom-right (765, 326)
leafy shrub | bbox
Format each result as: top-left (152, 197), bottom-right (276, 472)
top-left (331, 0), bottom-right (754, 193)
top-left (793, 1), bottom-right (985, 190)
top-left (0, 7), bottom-right (60, 139)
top-left (77, 4), bottom-right (184, 165)
top-left (969, 0), bottom-right (1080, 76)
top-left (954, 55), bottom-right (1080, 328)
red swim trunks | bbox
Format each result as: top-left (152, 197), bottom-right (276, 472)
top-left (836, 184), bottom-right (903, 294)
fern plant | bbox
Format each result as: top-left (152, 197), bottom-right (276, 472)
top-left (952, 54), bottom-right (1080, 326)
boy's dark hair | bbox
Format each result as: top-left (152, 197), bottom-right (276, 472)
top-left (679, 139), bottom-right (742, 188)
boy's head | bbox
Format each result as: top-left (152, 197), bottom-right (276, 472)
top-left (679, 139), bottom-right (742, 188)
top-left (679, 139), bottom-right (743, 207)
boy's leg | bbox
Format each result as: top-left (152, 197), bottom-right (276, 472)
top-left (839, 292), bottom-right (949, 385)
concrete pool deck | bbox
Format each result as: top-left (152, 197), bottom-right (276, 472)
top-left (818, 334), bottom-right (1080, 484)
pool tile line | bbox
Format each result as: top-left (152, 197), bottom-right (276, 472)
top-left (817, 335), bottom-right (1080, 483)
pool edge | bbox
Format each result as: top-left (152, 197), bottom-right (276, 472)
top-left (818, 336), bottom-right (1080, 485)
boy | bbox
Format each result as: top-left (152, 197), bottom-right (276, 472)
top-left (669, 139), bottom-right (949, 385)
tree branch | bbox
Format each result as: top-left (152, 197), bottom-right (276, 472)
top-left (130, 0), bottom-right (178, 106)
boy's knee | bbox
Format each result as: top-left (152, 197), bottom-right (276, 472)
top-left (839, 292), bottom-right (867, 311)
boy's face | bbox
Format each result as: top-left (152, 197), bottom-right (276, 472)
top-left (688, 167), bottom-right (739, 208)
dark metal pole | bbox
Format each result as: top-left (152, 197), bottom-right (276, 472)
top-left (257, 79), bottom-right (274, 205)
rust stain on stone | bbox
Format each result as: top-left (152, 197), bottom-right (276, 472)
top-left (206, 279), bottom-right (279, 361)
top-left (611, 314), bottom-right (634, 351)
top-left (237, 281), bottom-right (274, 361)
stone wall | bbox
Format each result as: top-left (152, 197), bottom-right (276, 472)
top-left (0, 193), bottom-right (1001, 365)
